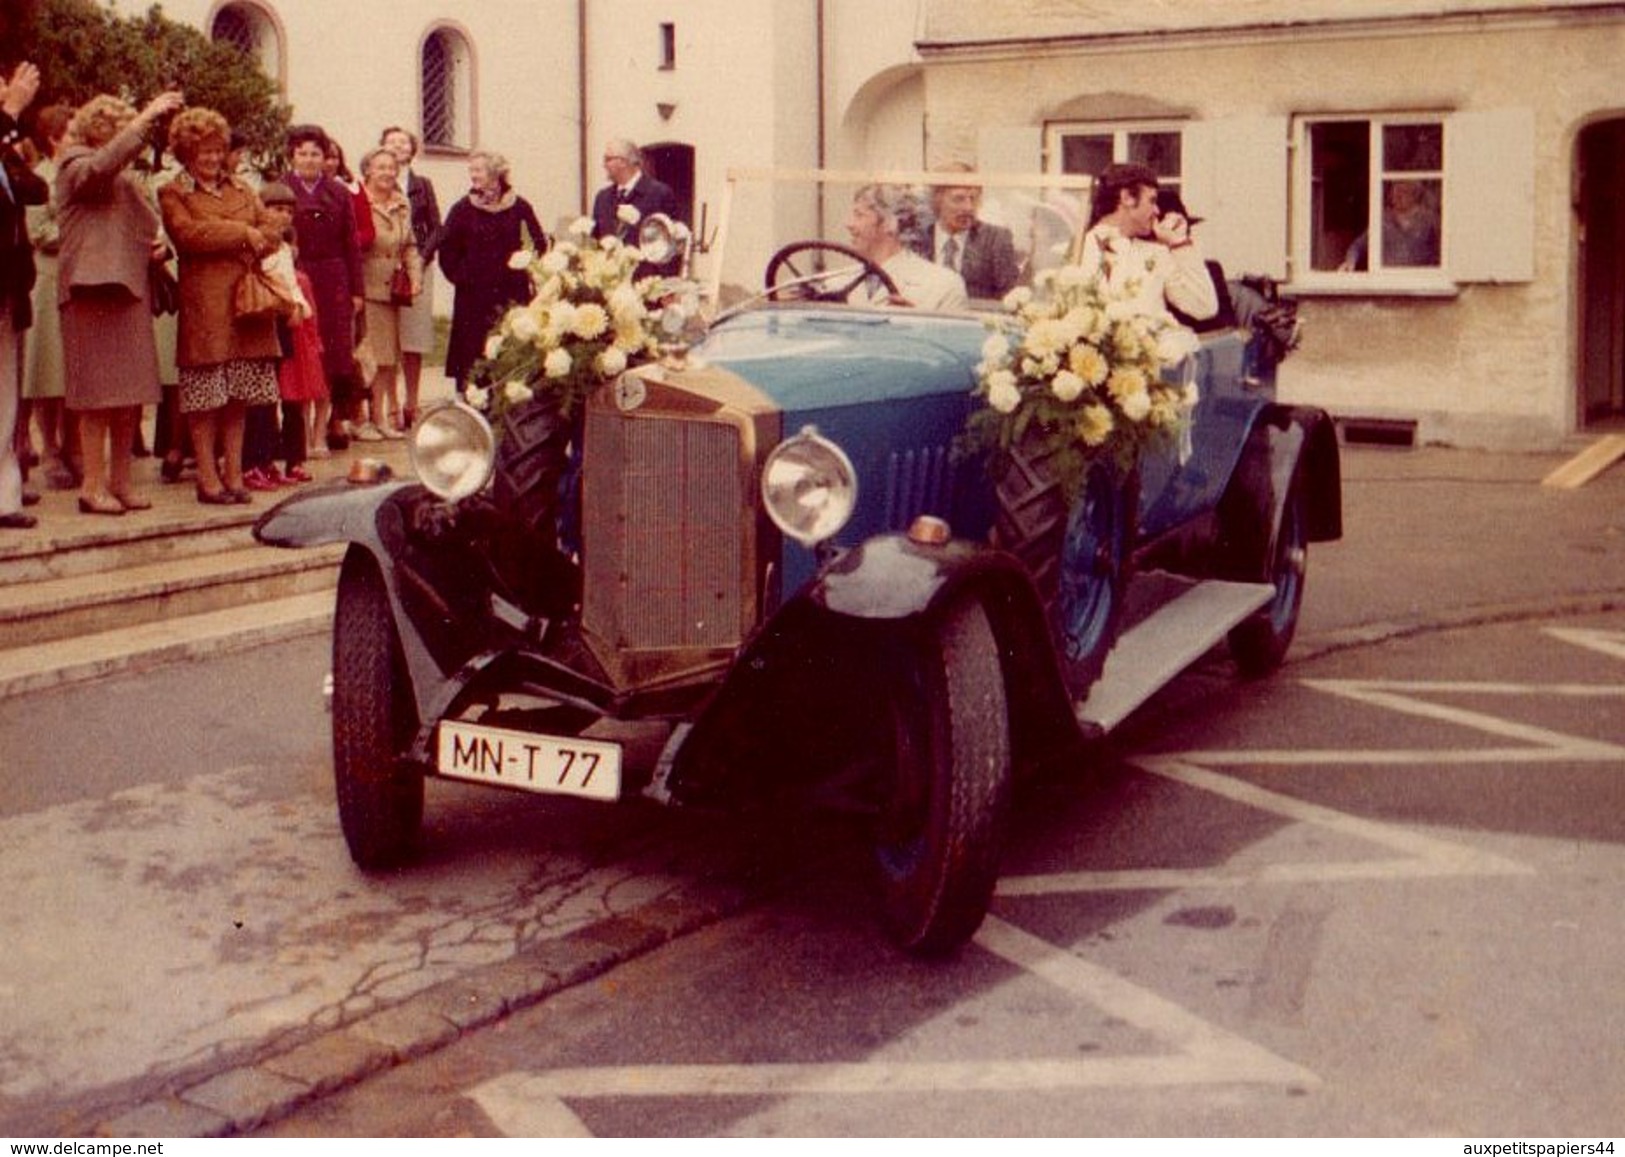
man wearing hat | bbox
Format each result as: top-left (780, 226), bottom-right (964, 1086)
top-left (1155, 187), bottom-right (1236, 332)
top-left (1082, 162), bottom-right (1216, 322)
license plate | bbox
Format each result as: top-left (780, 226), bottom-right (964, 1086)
top-left (436, 720), bottom-right (622, 801)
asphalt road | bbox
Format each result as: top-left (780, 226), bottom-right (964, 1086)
top-left (242, 610), bottom-right (1625, 1137)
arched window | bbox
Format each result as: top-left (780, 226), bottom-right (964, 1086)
top-left (209, 2), bottom-right (283, 82)
top-left (421, 26), bottom-right (474, 151)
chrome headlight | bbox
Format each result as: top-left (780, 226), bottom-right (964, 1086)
top-left (408, 401), bottom-right (495, 502)
top-left (761, 426), bottom-right (857, 547)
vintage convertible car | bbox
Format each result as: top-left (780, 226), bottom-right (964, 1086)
top-left (255, 169), bottom-right (1340, 955)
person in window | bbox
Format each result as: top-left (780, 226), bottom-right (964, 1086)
top-left (1339, 179), bottom-right (1440, 271)
top-left (591, 138), bottom-right (681, 276)
top-left (845, 183), bottom-right (968, 312)
top-left (1154, 188), bottom-right (1236, 333)
top-left (1081, 162), bottom-right (1216, 322)
top-left (914, 162), bottom-right (1021, 302)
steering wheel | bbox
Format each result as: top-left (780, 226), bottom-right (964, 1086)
top-left (764, 241), bottom-right (901, 304)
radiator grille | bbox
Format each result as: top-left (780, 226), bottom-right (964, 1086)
top-left (581, 410), bottom-right (746, 660)
top-left (883, 443), bottom-right (955, 528)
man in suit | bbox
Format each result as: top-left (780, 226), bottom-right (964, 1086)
top-left (915, 163), bottom-right (1021, 303)
top-left (0, 61), bottom-right (47, 530)
top-left (591, 138), bottom-right (681, 276)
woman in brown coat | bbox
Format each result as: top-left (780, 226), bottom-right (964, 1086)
top-left (158, 108), bottom-right (283, 504)
top-left (55, 89), bottom-right (183, 514)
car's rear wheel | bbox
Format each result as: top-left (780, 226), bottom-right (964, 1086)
top-left (1227, 471), bottom-right (1308, 676)
top-left (332, 547), bottom-right (423, 869)
top-left (874, 597), bottom-right (1012, 956)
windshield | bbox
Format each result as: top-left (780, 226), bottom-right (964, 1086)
top-left (694, 168), bottom-right (1096, 315)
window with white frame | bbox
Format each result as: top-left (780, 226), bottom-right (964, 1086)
top-left (421, 26), bottom-right (474, 151)
top-left (1299, 114), bottom-right (1445, 281)
top-left (1046, 122), bottom-right (1184, 194)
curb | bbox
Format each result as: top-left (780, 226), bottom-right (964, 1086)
top-left (41, 878), bottom-right (764, 1138)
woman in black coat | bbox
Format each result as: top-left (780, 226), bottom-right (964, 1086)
top-left (437, 151), bottom-right (545, 391)
top-left (284, 124), bottom-right (363, 447)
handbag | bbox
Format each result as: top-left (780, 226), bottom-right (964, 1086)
top-left (233, 265), bottom-right (294, 321)
top-left (148, 261), bottom-right (180, 317)
top-left (389, 260), bottom-right (415, 306)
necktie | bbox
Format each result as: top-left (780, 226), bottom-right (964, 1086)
top-left (940, 234), bottom-right (959, 270)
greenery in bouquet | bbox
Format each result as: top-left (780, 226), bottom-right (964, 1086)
top-left (963, 262), bottom-right (1202, 501)
top-left (467, 214), bottom-right (681, 425)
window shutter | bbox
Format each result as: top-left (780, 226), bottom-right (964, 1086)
top-left (1445, 108), bottom-right (1535, 283)
top-left (977, 126), bottom-right (1042, 175)
top-left (1182, 116), bottom-right (1290, 280)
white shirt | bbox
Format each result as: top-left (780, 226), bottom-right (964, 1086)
top-left (1079, 224), bottom-right (1217, 321)
top-left (850, 249), bottom-right (968, 311)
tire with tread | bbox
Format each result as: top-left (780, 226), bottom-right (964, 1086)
top-left (993, 445), bottom-right (1134, 697)
top-left (492, 396), bottom-right (574, 537)
top-left (1227, 471), bottom-right (1308, 677)
top-left (332, 547), bottom-right (423, 868)
top-left (874, 597), bottom-right (1012, 956)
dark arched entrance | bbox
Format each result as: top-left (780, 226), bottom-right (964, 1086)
top-left (641, 142), bottom-right (695, 227)
top-left (1577, 118), bottom-right (1625, 428)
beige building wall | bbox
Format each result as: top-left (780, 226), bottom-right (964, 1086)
top-left (916, 0), bottom-right (1625, 449)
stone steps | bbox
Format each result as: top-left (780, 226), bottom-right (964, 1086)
top-left (0, 446), bottom-right (413, 700)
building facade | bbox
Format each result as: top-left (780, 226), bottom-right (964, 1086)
top-left (119, 1), bottom-right (1625, 449)
top-left (916, 0), bottom-right (1625, 449)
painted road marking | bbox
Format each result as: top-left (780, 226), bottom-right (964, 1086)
top-left (469, 637), bottom-right (1625, 1136)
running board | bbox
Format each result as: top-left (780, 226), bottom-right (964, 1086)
top-left (1076, 580), bottom-right (1275, 736)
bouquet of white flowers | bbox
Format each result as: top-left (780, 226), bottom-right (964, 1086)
top-left (964, 262), bottom-right (1202, 501)
top-left (468, 213), bottom-right (678, 424)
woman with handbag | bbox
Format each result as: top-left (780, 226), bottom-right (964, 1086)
top-left (55, 89), bottom-right (184, 515)
top-left (353, 146), bottom-right (420, 440)
top-left (157, 106), bottom-right (283, 504)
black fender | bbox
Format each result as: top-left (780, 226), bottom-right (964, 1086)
top-left (661, 533), bottom-right (1080, 809)
top-left (254, 480), bottom-right (467, 733)
top-left (1218, 405), bottom-right (1342, 582)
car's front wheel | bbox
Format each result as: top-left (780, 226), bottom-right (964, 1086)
top-left (874, 597), bottom-right (1012, 956)
top-left (332, 547), bottom-right (424, 868)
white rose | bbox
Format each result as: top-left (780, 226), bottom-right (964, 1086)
top-left (502, 379), bottom-right (534, 405)
top-left (597, 347), bottom-right (628, 377)
top-left (508, 309), bottom-right (542, 343)
top-left (981, 332), bottom-right (1010, 364)
top-left (1120, 389), bottom-right (1152, 422)
top-left (567, 216), bottom-right (594, 237)
top-left (616, 203), bottom-right (642, 226)
top-left (506, 249), bottom-right (533, 271)
top-left (543, 348), bottom-right (572, 378)
top-left (1156, 324), bottom-right (1200, 365)
top-left (539, 249), bottom-right (570, 276)
top-left (464, 384), bottom-right (491, 410)
top-left (986, 370), bottom-right (1021, 414)
top-left (1002, 286), bottom-right (1033, 311)
top-left (1051, 369), bottom-right (1085, 403)
top-left (483, 334), bottom-right (504, 360)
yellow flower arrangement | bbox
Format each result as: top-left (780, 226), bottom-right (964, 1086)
top-left (963, 263), bottom-right (1201, 499)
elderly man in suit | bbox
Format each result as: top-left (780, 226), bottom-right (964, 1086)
top-left (591, 138), bottom-right (681, 276)
top-left (915, 162), bottom-right (1021, 303)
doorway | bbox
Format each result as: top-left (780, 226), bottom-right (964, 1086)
top-left (641, 142), bottom-right (695, 228)
top-left (1577, 118), bottom-right (1625, 427)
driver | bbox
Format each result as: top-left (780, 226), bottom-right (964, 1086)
top-left (844, 184), bottom-right (968, 311)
